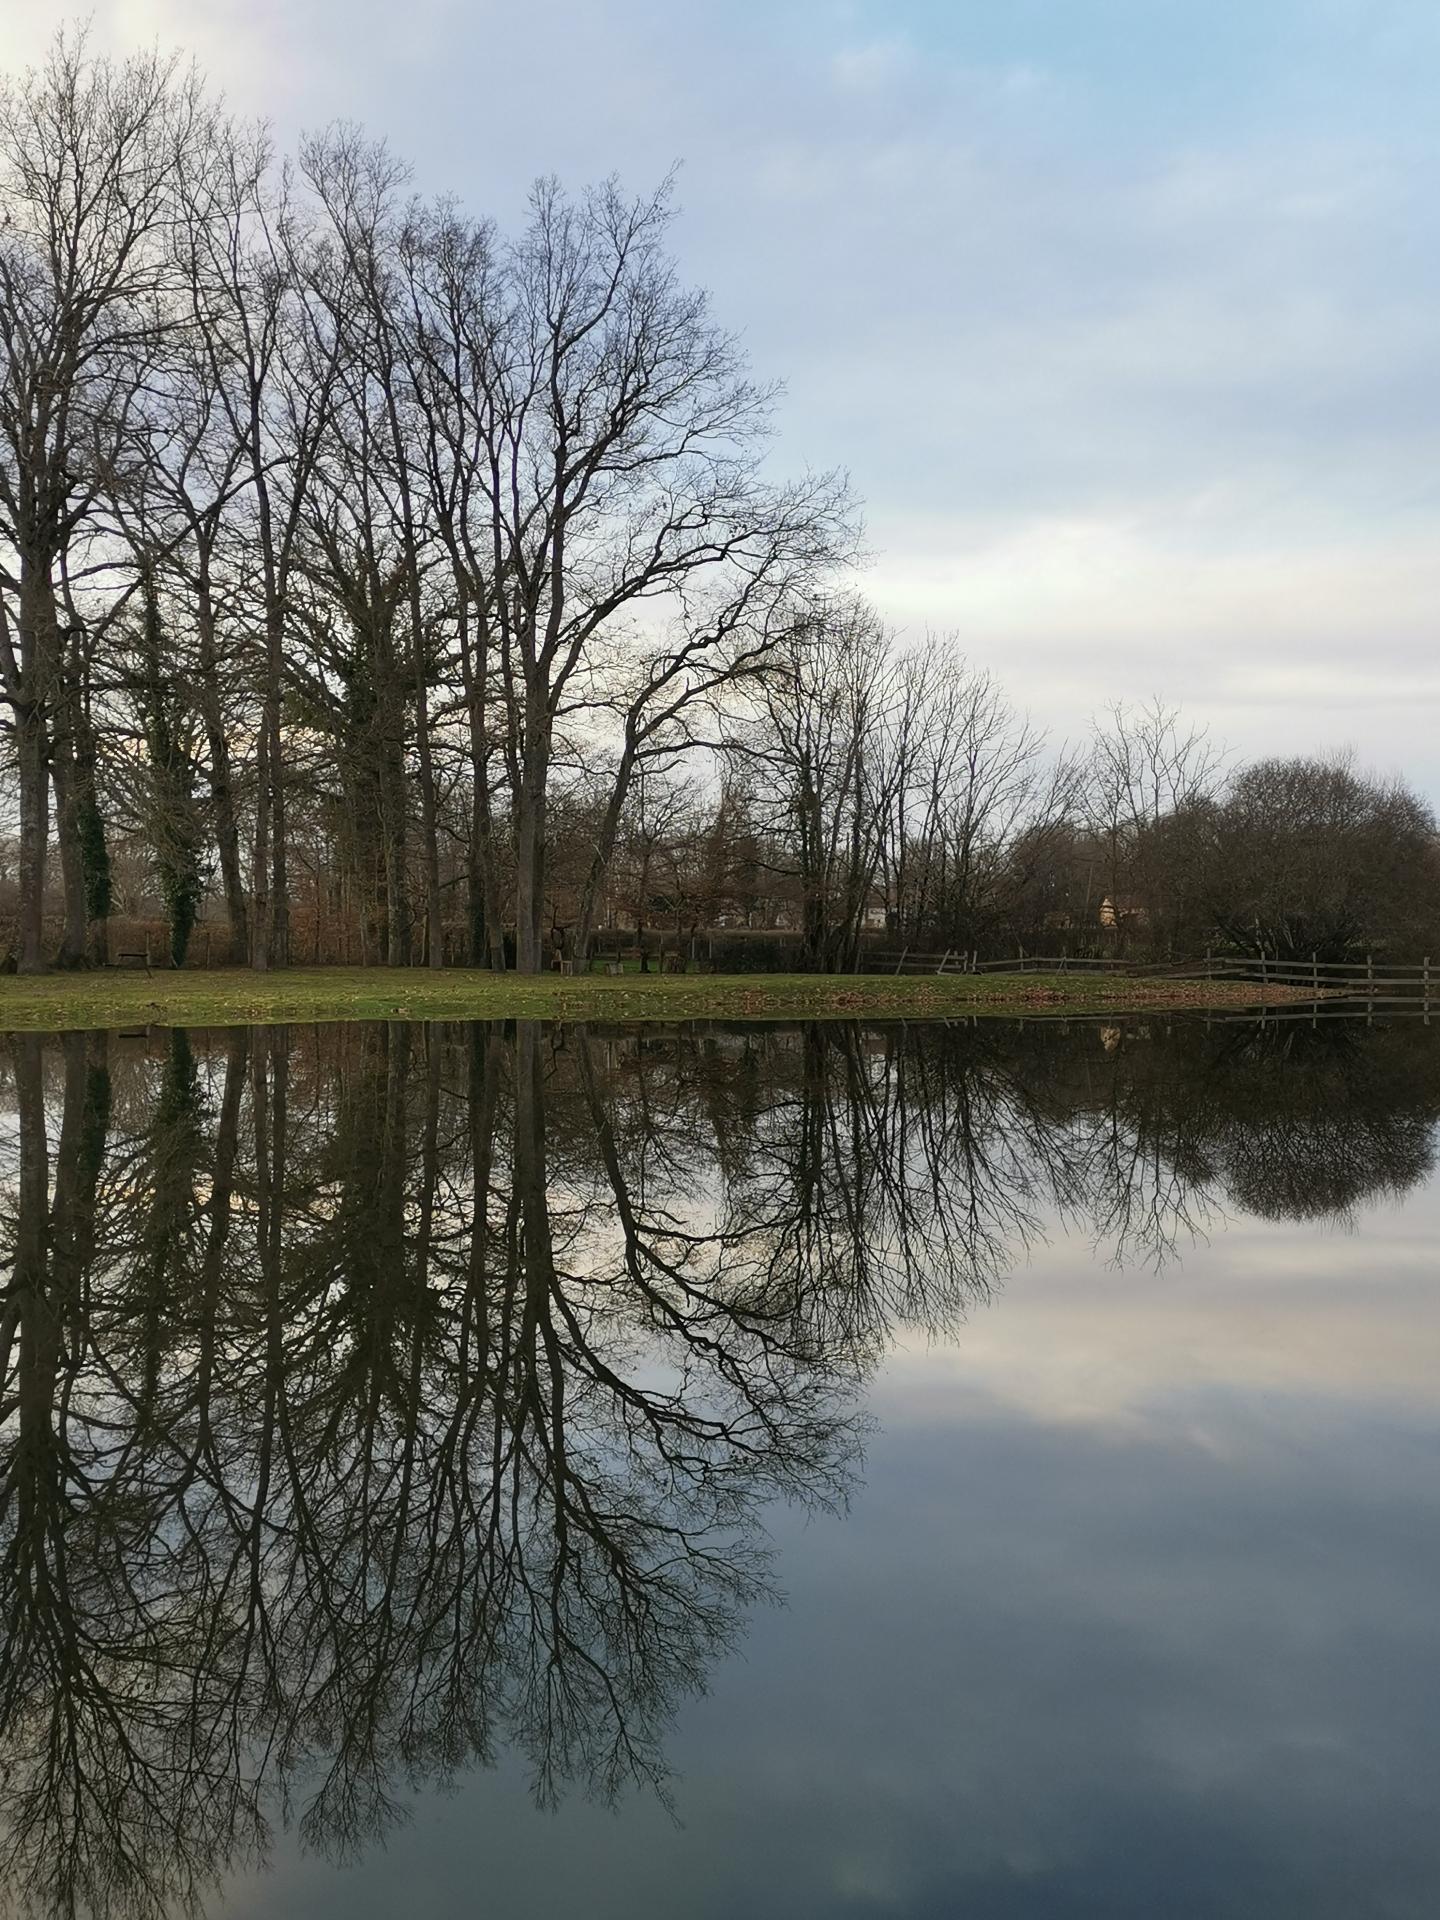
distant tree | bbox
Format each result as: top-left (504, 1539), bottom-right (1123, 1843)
top-left (737, 601), bottom-right (899, 972)
top-left (1198, 753), bottom-right (1440, 961)
top-left (1083, 698), bottom-right (1224, 953)
top-left (885, 638), bottom-right (1078, 952)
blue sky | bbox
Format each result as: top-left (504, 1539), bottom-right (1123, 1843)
top-left (9, 1), bottom-right (1440, 792)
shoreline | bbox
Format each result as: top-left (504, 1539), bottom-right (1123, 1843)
top-left (0, 966), bottom-right (1335, 1033)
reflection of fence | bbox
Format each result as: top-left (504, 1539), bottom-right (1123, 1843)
top-left (864, 948), bottom-right (1438, 1014)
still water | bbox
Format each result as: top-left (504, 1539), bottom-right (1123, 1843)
top-left (1, 1015), bottom-right (1439, 1919)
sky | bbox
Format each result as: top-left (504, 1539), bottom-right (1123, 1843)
top-left (7, 1), bottom-right (1440, 795)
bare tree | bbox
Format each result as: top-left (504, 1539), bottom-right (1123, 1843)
top-left (181, 120), bottom-right (344, 968)
top-left (399, 174), bottom-right (849, 971)
top-left (1082, 697), bottom-right (1223, 952)
top-left (0, 34), bottom-right (206, 969)
top-left (737, 600), bottom-right (899, 971)
top-left (884, 637), bottom-right (1078, 951)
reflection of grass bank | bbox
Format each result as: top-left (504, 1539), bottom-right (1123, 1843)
top-left (0, 966), bottom-right (1329, 1032)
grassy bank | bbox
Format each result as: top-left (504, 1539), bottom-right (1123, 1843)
top-left (0, 965), bottom-right (1327, 1032)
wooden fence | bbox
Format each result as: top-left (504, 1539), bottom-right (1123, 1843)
top-left (862, 947), bottom-right (1440, 1015)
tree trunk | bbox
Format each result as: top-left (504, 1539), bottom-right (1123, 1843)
top-left (48, 638), bottom-right (93, 970)
top-left (252, 721), bottom-right (274, 972)
top-left (14, 700), bottom-right (49, 975)
top-left (206, 740), bottom-right (249, 965)
top-left (412, 643), bottom-right (444, 970)
top-left (195, 573), bottom-right (249, 964)
top-left (514, 720), bottom-right (549, 973)
top-left (250, 634), bottom-right (289, 974)
top-left (574, 741), bottom-right (637, 963)
top-left (12, 564), bottom-right (58, 976)
top-left (379, 725), bottom-right (408, 968)
top-left (457, 594), bottom-right (506, 970)
top-left (37, 624), bottom-right (112, 970)
top-left (267, 684), bottom-right (289, 968)
top-left (48, 731), bottom-right (89, 968)
top-left (465, 826), bottom-right (486, 968)
top-left (75, 705), bottom-right (111, 970)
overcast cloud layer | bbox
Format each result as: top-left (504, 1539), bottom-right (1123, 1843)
top-left (7, 1), bottom-right (1440, 793)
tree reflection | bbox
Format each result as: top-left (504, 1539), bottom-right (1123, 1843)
top-left (0, 1012), bottom-right (1436, 1917)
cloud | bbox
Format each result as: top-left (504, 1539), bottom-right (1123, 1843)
top-left (4, 0), bottom-right (1439, 792)
top-left (829, 36), bottom-right (917, 94)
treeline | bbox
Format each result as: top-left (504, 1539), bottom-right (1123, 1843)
top-left (0, 33), bottom-right (849, 975)
top-left (760, 679), bottom-right (1440, 968)
top-left (1, 35), bottom-right (1435, 977)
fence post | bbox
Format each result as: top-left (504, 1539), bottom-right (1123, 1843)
top-left (1259, 947), bottom-right (1268, 992)
top-left (894, 945), bottom-right (908, 977)
top-left (1311, 950), bottom-right (1318, 997)
top-left (1367, 952), bottom-right (1374, 1023)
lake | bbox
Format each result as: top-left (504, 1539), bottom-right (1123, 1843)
top-left (1, 1014), bottom-right (1438, 1919)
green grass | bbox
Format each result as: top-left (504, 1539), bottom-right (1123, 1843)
top-left (0, 965), bottom-right (1320, 1033)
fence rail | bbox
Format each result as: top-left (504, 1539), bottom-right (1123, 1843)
top-left (859, 947), bottom-right (1439, 1008)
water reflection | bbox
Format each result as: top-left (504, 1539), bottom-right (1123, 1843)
top-left (0, 1015), bottom-right (1435, 1918)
